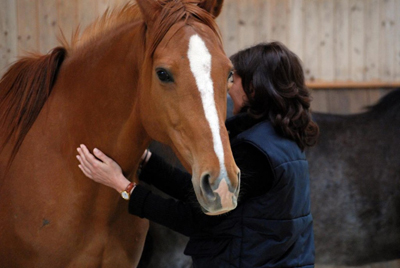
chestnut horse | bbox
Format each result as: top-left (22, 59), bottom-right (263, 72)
top-left (0, 0), bottom-right (240, 267)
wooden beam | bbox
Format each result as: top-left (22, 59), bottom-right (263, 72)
top-left (306, 80), bottom-right (400, 89)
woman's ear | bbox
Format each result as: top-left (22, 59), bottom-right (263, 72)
top-left (198, 0), bottom-right (224, 18)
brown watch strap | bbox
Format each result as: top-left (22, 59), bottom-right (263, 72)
top-left (125, 182), bottom-right (136, 194)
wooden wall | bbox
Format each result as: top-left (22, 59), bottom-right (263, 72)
top-left (215, 0), bottom-right (399, 114)
top-left (218, 0), bottom-right (400, 82)
top-left (0, 0), bottom-right (129, 71)
top-left (1, 0), bottom-right (399, 115)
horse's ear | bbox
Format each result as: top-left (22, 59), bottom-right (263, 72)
top-left (136, 0), bottom-right (161, 27)
top-left (198, 0), bottom-right (224, 18)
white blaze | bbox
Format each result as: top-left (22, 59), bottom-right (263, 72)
top-left (187, 34), bottom-right (228, 183)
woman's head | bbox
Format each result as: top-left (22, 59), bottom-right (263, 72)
top-left (229, 42), bottom-right (319, 150)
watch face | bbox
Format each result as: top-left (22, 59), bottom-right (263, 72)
top-left (121, 191), bottom-right (129, 200)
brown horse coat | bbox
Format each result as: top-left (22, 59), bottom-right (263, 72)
top-left (0, 1), bottom-right (239, 267)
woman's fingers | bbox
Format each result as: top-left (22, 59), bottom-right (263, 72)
top-left (79, 144), bottom-right (99, 166)
top-left (76, 153), bottom-right (95, 175)
top-left (76, 144), bottom-right (128, 192)
top-left (77, 147), bottom-right (94, 171)
top-left (93, 148), bottom-right (111, 164)
top-left (78, 163), bottom-right (93, 179)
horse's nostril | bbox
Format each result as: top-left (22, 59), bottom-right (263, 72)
top-left (201, 173), bottom-right (215, 199)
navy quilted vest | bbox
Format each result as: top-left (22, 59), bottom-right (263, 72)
top-left (185, 120), bottom-right (315, 268)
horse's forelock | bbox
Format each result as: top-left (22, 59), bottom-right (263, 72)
top-left (147, 1), bottom-right (222, 57)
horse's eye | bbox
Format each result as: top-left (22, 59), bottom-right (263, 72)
top-left (156, 68), bottom-right (173, 82)
top-left (228, 70), bottom-right (234, 83)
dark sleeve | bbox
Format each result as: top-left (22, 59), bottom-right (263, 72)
top-left (231, 142), bottom-right (273, 203)
top-left (129, 185), bottom-right (218, 237)
top-left (128, 143), bottom-right (272, 237)
top-left (140, 143), bottom-right (273, 204)
top-left (139, 153), bottom-right (193, 201)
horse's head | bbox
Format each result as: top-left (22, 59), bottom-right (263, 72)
top-left (137, 0), bottom-right (240, 215)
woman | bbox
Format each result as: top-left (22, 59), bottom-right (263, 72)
top-left (77, 41), bottom-right (319, 267)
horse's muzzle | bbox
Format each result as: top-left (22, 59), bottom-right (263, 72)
top-left (199, 171), bottom-right (241, 215)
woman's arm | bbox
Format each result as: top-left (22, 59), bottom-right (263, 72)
top-left (128, 185), bottom-right (208, 237)
top-left (139, 153), bottom-right (194, 201)
top-left (76, 145), bottom-right (194, 201)
top-left (76, 145), bottom-right (213, 236)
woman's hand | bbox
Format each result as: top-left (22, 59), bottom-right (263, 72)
top-left (76, 144), bottom-right (130, 193)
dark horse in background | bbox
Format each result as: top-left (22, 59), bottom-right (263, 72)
top-left (141, 89), bottom-right (400, 267)
top-left (309, 88), bottom-right (400, 265)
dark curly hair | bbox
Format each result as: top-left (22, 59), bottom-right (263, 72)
top-left (230, 42), bottom-right (319, 150)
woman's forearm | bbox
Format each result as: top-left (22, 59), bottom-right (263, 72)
top-left (140, 153), bottom-right (194, 201)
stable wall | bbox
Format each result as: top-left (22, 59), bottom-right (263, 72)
top-left (1, 0), bottom-right (399, 115)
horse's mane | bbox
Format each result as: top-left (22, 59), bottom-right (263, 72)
top-left (0, 0), bottom-right (221, 168)
top-left (0, 47), bottom-right (67, 168)
top-left (61, 3), bottom-right (142, 53)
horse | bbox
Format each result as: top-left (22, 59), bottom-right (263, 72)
top-left (0, 0), bottom-right (241, 267)
top-left (308, 88), bottom-right (400, 265)
top-left (139, 89), bottom-right (400, 267)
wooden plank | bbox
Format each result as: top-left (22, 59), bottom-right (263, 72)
top-left (364, 0), bottom-right (380, 81)
top-left (218, 0), bottom-right (238, 57)
top-left (287, 0), bottom-right (304, 60)
top-left (310, 88), bottom-right (329, 113)
top-left (260, 0), bottom-right (274, 42)
top-left (379, 0), bottom-right (396, 81)
top-left (236, 0), bottom-right (257, 51)
top-left (0, 0), bottom-right (18, 75)
top-left (77, 0), bottom-right (98, 32)
top-left (303, 0), bottom-right (319, 82)
top-left (215, 0), bottom-right (227, 50)
top-left (348, 88), bottom-right (369, 113)
top-left (327, 88), bottom-right (351, 114)
top-left (254, 0), bottom-right (268, 44)
top-left (38, 0), bottom-right (59, 54)
top-left (57, 0), bottom-right (78, 45)
top-left (268, 0), bottom-right (288, 44)
top-left (394, 0), bottom-right (400, 80)
top-left (319, 0), bottom-right (334, 81)
top-left (17, 0), bottom-right (39, 55)
top-left (333, 0), bottom-right (350, 81)
top-left (303, 0), bottom-right (327, 111)
top-left (251, 0), bottom-right (265, 45)
top-left (349, 0), bottom-right (365, 81)
top-left (259, 0), bottom-right (272, 43)
top-left (307, 80), bottom-right (400, 89)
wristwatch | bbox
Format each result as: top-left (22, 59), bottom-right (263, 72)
top-left (120, 182), bottom-right (136, 200)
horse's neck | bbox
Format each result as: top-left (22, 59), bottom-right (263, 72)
top-left (54, 23), bottom-right (150, 174)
